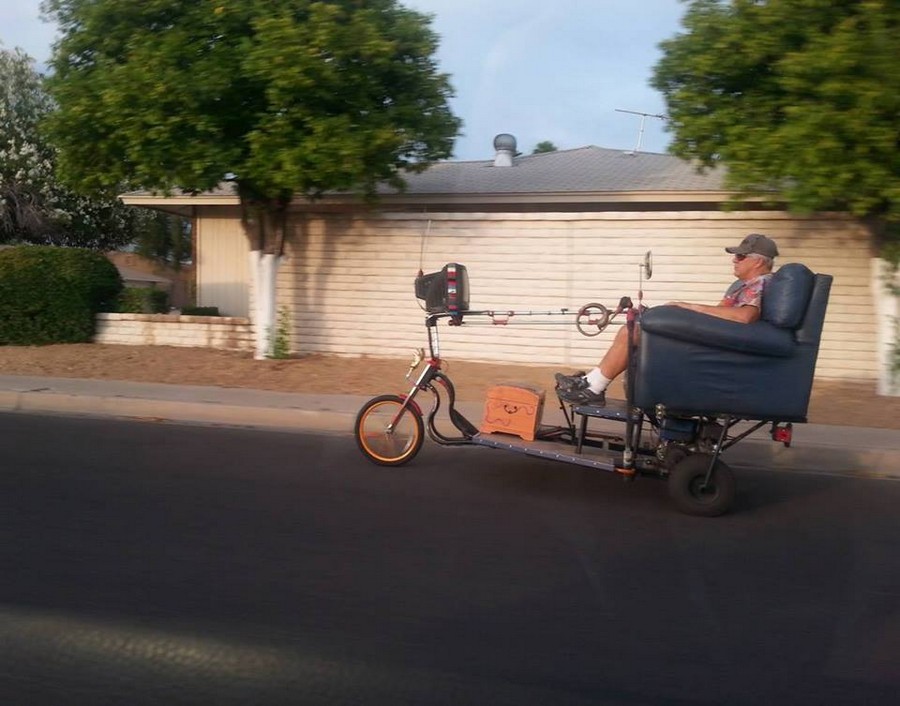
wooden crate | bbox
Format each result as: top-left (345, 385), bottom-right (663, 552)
top-left (480, 384), bottom-right (545, 441)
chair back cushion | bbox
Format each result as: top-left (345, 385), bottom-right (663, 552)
top-left (762, 263), bottom-right (815, 329)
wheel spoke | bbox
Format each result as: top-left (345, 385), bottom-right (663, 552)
top-left (355, 395), bottom-right (424, 466)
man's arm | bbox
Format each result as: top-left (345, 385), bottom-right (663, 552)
top-left (666, 301), bottom-right (761, 324)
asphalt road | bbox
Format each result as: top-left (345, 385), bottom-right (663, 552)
top-left (2, 413), bottom-right (899, 705)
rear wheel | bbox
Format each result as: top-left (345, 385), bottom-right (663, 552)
top-left (668, 454), bottom-right (735, 517)
top-left (355, 395), bottom-right (424, 466)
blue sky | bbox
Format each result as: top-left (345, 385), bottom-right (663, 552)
top-left (1, 0), bottom-right (687, 160)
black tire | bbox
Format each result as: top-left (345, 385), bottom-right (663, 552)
top-left (354, 395), bottom-right (425, 466)
top-left (668, 454), bottom-right (735, 517)
top-left (662, 445), bottom-right (690, 473)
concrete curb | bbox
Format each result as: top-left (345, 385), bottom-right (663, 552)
top-left (0, 389), bottom-right (353, 434)
top-left (1, 375), bottom-right (898, 479)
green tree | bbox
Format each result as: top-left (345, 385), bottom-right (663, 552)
top-left (532, 140), bottom-right (558, 154)
top-left (42, 0), bottom-right (461, 357)
top-left (652, 0), bottom-right (900, 250)
top-left (0, 46), bottom-right (136, 249)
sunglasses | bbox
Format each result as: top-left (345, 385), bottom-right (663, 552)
top-left (733, 253), bottom-right (748, 261)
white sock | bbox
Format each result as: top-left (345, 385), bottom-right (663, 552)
top-left (585, 367), bottom-right (612, 394)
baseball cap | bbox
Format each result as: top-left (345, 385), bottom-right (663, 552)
top-left (725, 233), bottom-right (779, 258)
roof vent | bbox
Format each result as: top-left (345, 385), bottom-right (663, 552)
top-left (493, 133), bottom-right (517, 167)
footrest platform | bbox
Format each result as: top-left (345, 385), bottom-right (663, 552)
top-left (572, 397), bottom-right (640, 422)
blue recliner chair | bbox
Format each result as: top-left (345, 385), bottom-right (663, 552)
top-left (633, 263), bottom-right (833, 421)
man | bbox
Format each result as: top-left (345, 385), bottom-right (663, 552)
top-left (555, 233), bottom-right (779, 406)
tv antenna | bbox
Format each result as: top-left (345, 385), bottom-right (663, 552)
top-left (615, 109), bottom-right (666, 155)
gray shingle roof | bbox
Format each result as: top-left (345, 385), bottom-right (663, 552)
top-left (386, 146), bottom-right (725, 195)
top-left (121, 145), bottom-right (727, 206)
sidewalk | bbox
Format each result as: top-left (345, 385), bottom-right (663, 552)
top-left (1, 374), bottom-right (898, 479)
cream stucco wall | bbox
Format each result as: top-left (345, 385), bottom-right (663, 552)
top-left (195, 210), bottom-right (250, 317)
top-left (193, 207), bottom-right (881, 384)
top-left (275, 210), bottom-right (876, 382)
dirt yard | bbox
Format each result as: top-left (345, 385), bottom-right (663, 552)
top-left (1, 343), bottom-right (899, 430)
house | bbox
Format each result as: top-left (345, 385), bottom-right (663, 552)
top-left (121, 135), bottom-right (898, 393)
top-left (105, 251), bottom-right (193, 309)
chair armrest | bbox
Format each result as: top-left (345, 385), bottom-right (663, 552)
top-left (641, 306), bottom-right (795, 357)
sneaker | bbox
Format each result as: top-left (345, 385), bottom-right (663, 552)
top-left (554, 371), bottom-right (587, 392)
top-left (557, 386), bottom-right (606, 407)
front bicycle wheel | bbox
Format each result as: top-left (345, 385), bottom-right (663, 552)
top-left (354, 395), bottom-right (425, 466)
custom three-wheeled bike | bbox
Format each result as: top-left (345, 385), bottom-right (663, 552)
top-left (354, 255), bottom-right (833, 516)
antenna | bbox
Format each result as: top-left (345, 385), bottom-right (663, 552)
top-left (418, 219), bottom-right (432, 277)
top-left (615, 109), bottom-right (666, 155)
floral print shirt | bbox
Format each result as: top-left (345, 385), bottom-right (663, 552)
top-left (721, 273), bottom-right (772, 309)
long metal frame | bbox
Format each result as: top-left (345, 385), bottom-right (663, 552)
top-left (388, 309), bottom-right (652, 479)
top-left (358, 248), bottom-right (801, 518)
top-left (380, 302), bottom-right (794, 489)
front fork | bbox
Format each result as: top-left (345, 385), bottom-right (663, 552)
top-left (395, 351), bottom-right (478, 443)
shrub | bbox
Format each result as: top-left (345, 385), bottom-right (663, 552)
top-left (117, 287), bottom-right (169, 314)
top-left (271, 305), bottom-right (291, 359)
top-left (180, 306), bottom-right (220, 316)
top-left (0, 245), bottom-right (123, 344)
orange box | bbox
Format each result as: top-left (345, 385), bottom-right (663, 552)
top-left (480, 384), bottom-right (545, 441)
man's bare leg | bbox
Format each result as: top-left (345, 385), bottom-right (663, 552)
top-left (556, 326), bottom-right (639, 405)
top-left (597, 326), bottom-right (630, 380)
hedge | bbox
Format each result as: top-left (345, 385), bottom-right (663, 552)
top-left (180, 306), bottom-right (220, 316)
top-left (0, 245), bottom-right (123, 344)
top-left (117, 287), bottom-right (169, 314)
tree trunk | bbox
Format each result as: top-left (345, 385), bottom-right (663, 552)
top-left (239, 186), bottom-right (290, 360)
top-left (249, 250), bottom-right (281, 360)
